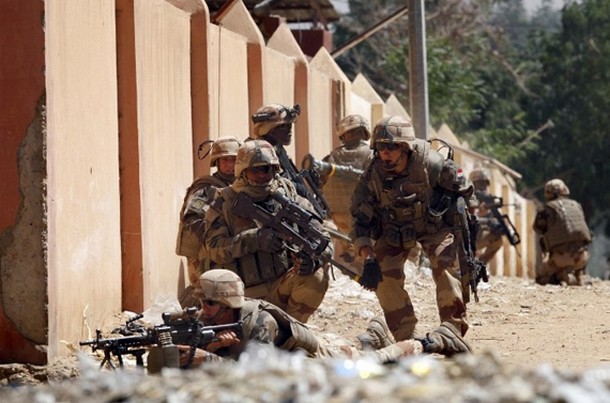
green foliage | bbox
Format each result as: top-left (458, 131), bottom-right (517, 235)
top-left (332, 0), bottom-right (610, 224)
top-left (519, 0), bottom-right (610, 216)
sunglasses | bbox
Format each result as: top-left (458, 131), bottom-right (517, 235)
top-left (376, 142), bottom-right (400, 152)
top-left (201, 300), bottom-right (219, 307)
top-left (248, 165), bottom-right (273, 174)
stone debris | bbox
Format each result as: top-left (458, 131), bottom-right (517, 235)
top-left (1, 345), bottom-right (610, 402)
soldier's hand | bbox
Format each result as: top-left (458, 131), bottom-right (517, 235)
top-left (257, 228), bottom-right (283, 252)
top-left (359, 256), bottom-right (383, 291)
top-left (206, 330), bottom-right (240, 353)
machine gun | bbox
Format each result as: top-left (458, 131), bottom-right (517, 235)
top-left (232, 191), bottom-right (380, 288)
top-left (80, 307), bottom-right (242, 370)
top-left (476, 194), bottom-right (521, 248)
top-left (301, 153), bottom-right (364, 182)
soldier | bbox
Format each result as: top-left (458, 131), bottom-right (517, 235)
top-left (469, 167), bottom-right (504, 264)
top-left (350, 115), bottom-right (475, 344)
top-left (204, 140), bottom-right (331, 323)
top-left (176, 136), bottom-right (241, 302)
top-left (176, 269), bottom-right (472, 366)
top-left (320, 114), bottom-right (373, 278)
top-left (250, 103), bottom-right (328, 219)
top-left (533, 178), bottom-right (592, 286)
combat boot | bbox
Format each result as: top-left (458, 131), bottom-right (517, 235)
top-left (357, 317), bottom-right (393, 350)
top-left (417, 322), bottom-right (472, 357)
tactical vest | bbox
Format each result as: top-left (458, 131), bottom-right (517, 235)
top-left (176, 174), bottom-right (230, 258)
top-left (216, 185), bottom-right (293, 288)
top-left (368, 139), bottom-right (445, 247)
top-left (323, 142), bottom-right (372, 218)
top-left (543, 198), bottom-right (592, 250)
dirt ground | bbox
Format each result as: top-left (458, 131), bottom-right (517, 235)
top-left (309, 265), bottom-right (610, 373)
top-left (2, 264), bottom-right (609, 386)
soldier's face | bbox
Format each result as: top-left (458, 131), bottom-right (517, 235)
top-left (218, 157), bottom-right (236, 176)
top-left (245, 164), bottom-right (274, 185)
top-left (377, 143), bottom-right (407, 172)
top-left (270, 123), bottom-right (292, 146)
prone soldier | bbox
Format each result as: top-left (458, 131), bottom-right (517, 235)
top-left (177, 269), bottom-right (472, 366)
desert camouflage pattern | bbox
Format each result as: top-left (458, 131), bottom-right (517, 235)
top-left (323, 141), bottom-right (373, 218)
top-left (534, 198), bottom-right (592, 251)
top-left (336, 114), bottom-right (371, 140)
top-left (321, 141), bottom-right (373, 277)
top-left (193, 269), bottom-right (245, 308)
top-left (199, 298), bottom-right (424, 363)
top-left (533, 194), bottom-right (591, 286)
top-left (536, 245), bottom-right (588, 286)
top-left (544, 178), bottom-right (570, 200)
top-left (351, 139), bottom-right (471, 340)
top-left (204, 176), bottom-right (330, 323)
top-left (176, 173), bottom-right (233, 285)
top-left (210, 136), bottom-right (240, 166)
top-left (370, 115), bottom-right (416, 148)
top-left (473, 189), bottom-right (504, 264)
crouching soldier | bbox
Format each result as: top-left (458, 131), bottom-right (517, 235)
top-left (204, 140), bottom-right (331, 323)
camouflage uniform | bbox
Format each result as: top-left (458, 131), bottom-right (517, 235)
top-left (189, 270), bottom-right (471, 365)
top-left (205, 140), bottom-right (331, 323)
top-left (322, 115), bottom-right (373, 277)
top-left (176, 136), bottom-right (240, 286)
top-left (533, 179), bottom-right (592, 286)
top-left (351, 116), bottom-right (474, 341)
top-left (469, 168), bottom-right (504, 264)
top-left (250, 103), bottom-right (328, 220)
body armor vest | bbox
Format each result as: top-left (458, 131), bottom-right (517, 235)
top-left (217, 185), bottom-right (294, 287)
top-left (176, 174), bottom-right (231, 258)
top-left (368, 140), bottom-right (444, 247)
top-left (543, 198), bottom-right (591, 250)
top-left (323, 142), bottom-right (372, 217)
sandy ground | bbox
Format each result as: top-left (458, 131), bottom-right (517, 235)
top-left (309, 265), bottom-right (610, 373)
top-left (2, 263), bottom-right (609, 386)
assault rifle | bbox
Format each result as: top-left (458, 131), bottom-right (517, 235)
top-left (80, 307), bottom-right (242, 370)
top-left (232, 191), bottom-right (381, 289)
top-left (275, 146), bottom-right (331, 220)
top-left (429, 139), bottom-right (488, 303)
top-left (476, 194), bottom-right (521, 248)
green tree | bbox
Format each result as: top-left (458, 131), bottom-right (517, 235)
top-left (519, 0), bottom-right (610, 219)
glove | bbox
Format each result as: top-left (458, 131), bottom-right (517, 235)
top-left (257, 228), bottom-right (283, 252)
top-left (358, 257), bottom-right (383, 290)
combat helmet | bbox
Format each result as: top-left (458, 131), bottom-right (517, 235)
top-left (469, 168), bottom-right (491, 185)
top-left (234, 139), bottom-right (280, 178)
top-left (337, 114), bottom-right (371, 141)
top-left (371, 115), bottom-right (416, 150)
top-left (544, 178), bottom-right (570, 200)
top-left (193, 269), bottom-right (245, 309)
top-left (251, 104), bottom-right (301, 138)
top-left (210, 136), bottom-right (241, 167)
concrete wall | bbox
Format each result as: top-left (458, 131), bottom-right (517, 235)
top-left (134, 0), bottom-right (195, 307)
top-left (45, 0), bottom-right (122, 359)
top-left (0, 0), bottom-right (47, 363)
top-left (0, 0), bottom-right (540, 364)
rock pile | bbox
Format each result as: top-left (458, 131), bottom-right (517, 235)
top-left (2, 344), bottom-right (610, 402)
